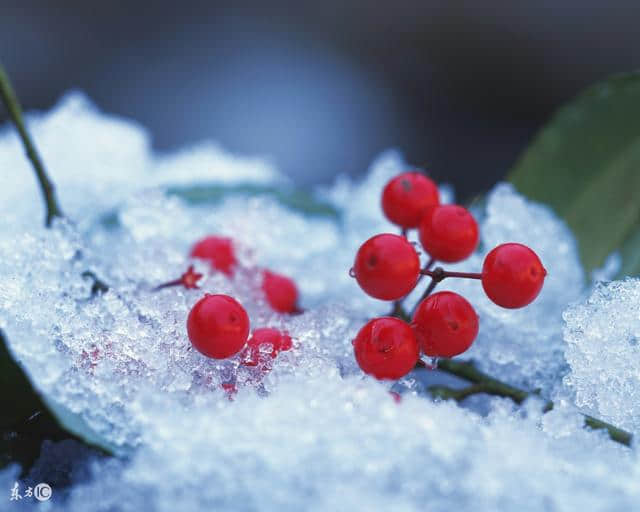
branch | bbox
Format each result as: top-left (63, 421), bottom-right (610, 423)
top-left (391, 256), bottom-right (436, 319)
top-left (418, 358), bottom-right (633, 447)
top-left (0, 64), bottom-right (63, 226)
top-left (419, 267), bottom-right (482, 281)
top-left (0, 66), bottom-right (109, 296)
top-left (409, 277), bottom-right (438, 317)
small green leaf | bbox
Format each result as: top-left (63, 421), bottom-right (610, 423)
top-left (508, 72), bottom-right (640, 275)
top-left (167, 183), bottom-right (341, 218)
top-left (98, 183), bottom-right (341, 230)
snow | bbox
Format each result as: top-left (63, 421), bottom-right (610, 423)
top-left (0, 93), bottom-right (637, 511)
top-left (563, 278), bottom-right (640, 432)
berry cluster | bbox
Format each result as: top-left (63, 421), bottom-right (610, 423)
top-left (352, 172), bottom-right (546, 380)
top-left (157, 235), bottom-right (299, 371)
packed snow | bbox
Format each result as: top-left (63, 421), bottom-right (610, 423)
top-left (563, 278), bottom-right (640, 433)
top-left (0, 93), bottom-right (638, 511)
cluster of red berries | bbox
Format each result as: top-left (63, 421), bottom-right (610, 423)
top-left (352, 172), bottom-right (547, 380)
top-left (157, 235), bottom-right (299, 370)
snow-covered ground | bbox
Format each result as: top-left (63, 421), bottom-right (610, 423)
top-left (0, 94), bottom-right (638, 511)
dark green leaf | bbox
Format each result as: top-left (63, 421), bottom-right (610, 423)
top-left (0, 330), bottom-right (113, 471)
top-left (508, 72), bottom-right (640, 275)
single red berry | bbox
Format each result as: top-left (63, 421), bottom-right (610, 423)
top-left (353, 234), bottom-right (420, 300)
top-left (190, 236), bottom-right (236, 276)
top-left (187, 294), bottom-right (250, 359)
top-left (241, 327), bottom-right (293, 366)
top-left (262, 270), bottom-right (299, 313)
top-left (418, 205), bottom-right (478, 263)
top-left (353, 317), bottom-right (419, 380)
top-left (381, 172), bottom-right (440, 228)
top-left (412, 291), bottom-right (479, 357)
top-left (482, 243), bottom-right (547, 308)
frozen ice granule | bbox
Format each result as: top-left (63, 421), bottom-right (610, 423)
top-left (563, 278), bottom-right (640, 432)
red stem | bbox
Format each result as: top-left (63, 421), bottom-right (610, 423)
top-left (420, 269), bottom-right (482, 280)
top-left (153, 279), bottom-right (182, 291)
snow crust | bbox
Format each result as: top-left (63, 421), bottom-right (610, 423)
top-left (0, 94), bottom-right (637, 511)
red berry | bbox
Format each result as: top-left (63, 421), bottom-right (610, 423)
top-left (241, 327), bottom-right (293, 366)
top-left (262, 270), bottom-right (299, 313)
top-left (418, 205), bottom-right (478, 263)
top-left (412, 291), bottom-right (479, 357)
top-left (353, 317), bottom-right (419, 380)
top-left (353, 234), bottom-right (420, 300)
top-left (381, 172), bottom-right (440, 228)
top-left (482, 243), bottom-right (546, 308)
top-left (187, 294), bottom-right (250, 359)
top-left (190, 236), bottom-right (236, 276)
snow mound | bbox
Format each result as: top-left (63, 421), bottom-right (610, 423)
top-left (563, 278), bottom-right (640, 432)
top-left (0, 93), bottom-right (635, 511)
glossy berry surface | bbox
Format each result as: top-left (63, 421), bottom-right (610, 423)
top-left (242, 327), bottom-right (293, 366)
top-left (482, 243), bottom-right (546, 309)
top-left (381, 172), bottom-right (440, 228)
top-left (418, 205), bottom-right (478, 263)
top-left (190, 236), bottom-right (236, 276)
top-left (412, 291), bottom-right (479, 358)
top-left (187, 294), bottom-right (250, 359)
top-left (353, 317), bottom-right (419, 380)
top-left (262, 270), bottom-right (299, 313)
top-left (353, 234), bottom-right (420, 300)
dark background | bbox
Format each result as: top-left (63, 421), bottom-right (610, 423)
top-left (2, 1), bottom-right (639, 199)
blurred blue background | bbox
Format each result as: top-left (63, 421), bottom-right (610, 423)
top-left (2, 1), bottom-right (639, 199)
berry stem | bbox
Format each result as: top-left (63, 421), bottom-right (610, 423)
top-left (418, 358), bottom-right (632, 447)
top-left (420, 268), bottom-right (482, 281)
top-left (390, 259), bottom-right (436, 319)
top-left (0, 64), bottom-right (63, 227)
top-left (390, 301), bottom-right (410, 322)
top-left (409, 278), bottom-right (439, 317)
top-left (407, 259), bottom-right (440, 317)
top-left (153, 279), bottom-right (183, 291)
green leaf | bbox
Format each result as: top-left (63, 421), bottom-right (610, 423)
top-left (167, 183), bottom-right (341, 218)
top-left (98, 183), bottom-right (341, 231)
top-left (0, 331), bottom-right (43, 432)
top-left (508, 72), bottom-right (640, 276)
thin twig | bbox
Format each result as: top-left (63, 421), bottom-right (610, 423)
top-left (0, 64), bottom-right (63, 226)
top-left (418, 358), bottom-right (632, 447)
top-left (391, 258), bottom-right (437, 319)
top-left (420, 268), bottom-right (482, 280)
top-left (409, 277), bottom-right (438, 317)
